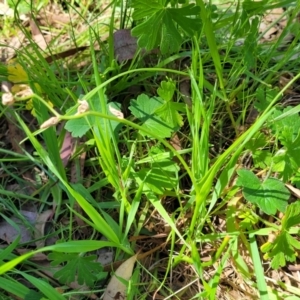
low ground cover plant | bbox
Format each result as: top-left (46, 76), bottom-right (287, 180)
top-left (1, 0), bottom-right (300, 299)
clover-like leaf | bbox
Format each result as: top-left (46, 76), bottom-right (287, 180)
top-left (236, 169), bottom-right (289, 215)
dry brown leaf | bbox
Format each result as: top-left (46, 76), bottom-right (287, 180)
top-left (169, 133), bottom-right (181, 151)
top-left (103, 254), bottom-right (137, 300)
top-left (0, 211), bottom-right (37, 244)
top-left (114, 29), bottom-right (138, 63)
top-left (179, 80), bottom-right (191, 107)
top-left (34, 209), bottom-right (53, 248)
top-left (60, 131), bottom-right (73, 167)
top-left (30, 18), bottom-right (47, 50)
top-left (285, 184), bottom-right (300, 199)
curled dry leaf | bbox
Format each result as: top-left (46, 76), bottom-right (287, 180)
top-left (109, 105), bottom-right (124, 119)
top-left (103, 254), bottom-right (137, 300)
top-left (76, 100), bottom-right (89, 115)
top-left (2, 92), bottom-right (14, 106)
top-left (40, 116), bottom-right (60, 129)
top-left (13, 85), bottom-right (33, 99)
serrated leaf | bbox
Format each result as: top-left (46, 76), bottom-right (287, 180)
top-left (7, 62), bottom-right (28, 83)
top-left (269, 232), bottom-right (298, 269)
top-left (270, 107), bottom-right (300, 143)
top-left (155, 80), bottom-right (184, 128)
top-left (168, 4), bottom-right (201, 36)
top-left (254, 87), bottom-right (277, 112)
top-left (48, 253), bottom-right (103, 287)
top-left (236, 169), bottom-right (260, 187)
top-left (64, 118), bottom-right (89, 138)
top-left (160, 13), bottom-right (182, 53)
top-left (271, 251), bottom-right (285, 270)
top-left (131, 1), bottom-right (200, 53)
top-left (65, 95), bottom-right (122, 138)
top-left (129, 94), bottom-right (173, 138)
top-left (132, 0), bottom-right (163, 20)
top-left (155, 101), bottom-right (184, 129)
top-left (157, 79), bottom-right (175, 102)
top-left (131, 12), bottom-right (163, 52)
top-left (260, 241), bottom-right (273, 253)
top-left (253, 150), bottom-right (273, 169)
top-left (273, 132), bottom-right (300, 181)
top-left (129, 94), bottom-right (163, 120)
top-left (282, 201), bottom-right (300, 230)
top-left (236, 169), bottom-right (289, 215)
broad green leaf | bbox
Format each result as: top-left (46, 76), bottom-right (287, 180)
top-left (132, 0), bottom-right (163, 20)
top-left (270, 107), bottom-right (300, 143)
top-left (129, 94), bottom-right (163, 120)
top-left (160, 13), bottom-right (182, 54)
top-left (168, 4), bottom-right (201, 36)
top-left (157, 79), bottom-right (176, 102)
top-left (65, 94), bottom-right (122, 138)
top-left (268, 232), bottom-right (298, 269)
top-left (274, 132), bottom-right (300, 181)
top-left (135, 167), bottom-right (177, 195)
top-left (48, 253), bottom-right (104, 286)
top-left (131, 12), bottom-right (163, 52)
top-left (244, 132), bottom-right (271, 168)
top-left (156, 79), bottom-right (184, 128)
top-left (236, 169), bottom-right (289, 215)
top-left (131, 1), bottom-right (200, 53)
top-left (155, 101), bottom-right (184, 129)
top-left (253, 150), bottom-right (273, 169)
top-left (129, 94), bottom-right (173, 138)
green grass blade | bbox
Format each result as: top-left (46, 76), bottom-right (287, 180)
top-left (249, 233), bottom-right (269, 299)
